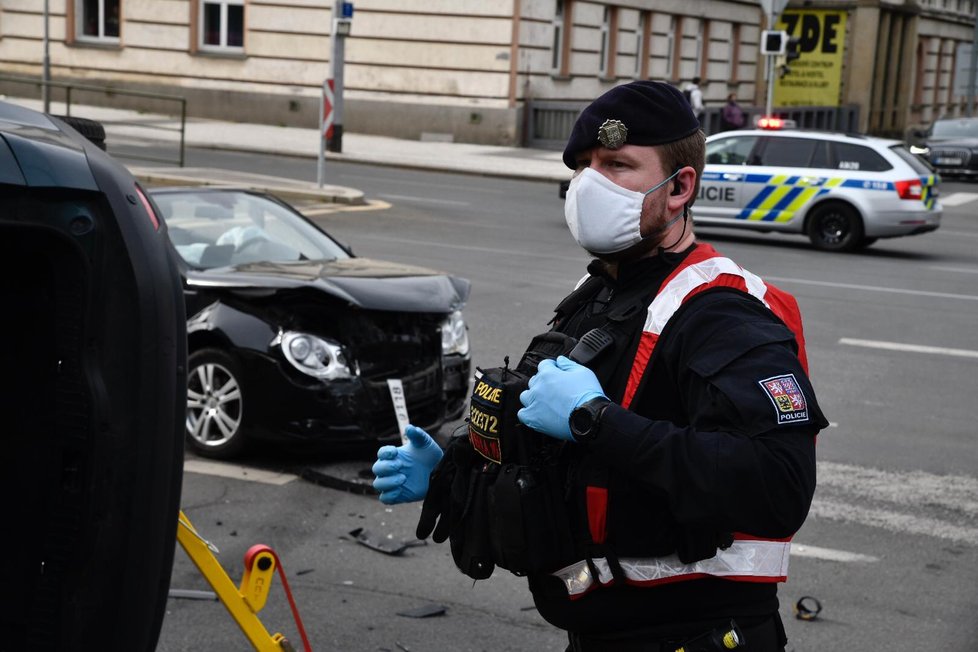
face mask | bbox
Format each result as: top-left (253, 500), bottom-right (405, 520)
top-left (564, 167), bottom-right (681, 254)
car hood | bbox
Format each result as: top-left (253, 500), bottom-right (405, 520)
top-left (927, 137), bottom-right (978, 148)
top-left (185, 257), bottom-right (470, 312)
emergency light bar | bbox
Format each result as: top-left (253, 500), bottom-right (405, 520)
top-left (755, 116), bottom-right (797, 130)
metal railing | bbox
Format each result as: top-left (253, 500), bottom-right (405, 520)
top-left (525, 99), bottom-right (863, 148)
top-left (0, 74), bottom-right (187, 166)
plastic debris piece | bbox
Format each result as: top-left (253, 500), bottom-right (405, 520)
top-left (349, 527), bottom-right (412, 555)
top-left (396, 603), bottom-right (447, 619)
top-left (168, 589), bottom-right (218, 601)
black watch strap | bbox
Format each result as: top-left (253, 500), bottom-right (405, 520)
top-left (570, 397), bottom-right (611, 443)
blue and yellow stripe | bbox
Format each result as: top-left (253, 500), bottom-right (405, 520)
top-left (737, 175), bottom-right (845, 222)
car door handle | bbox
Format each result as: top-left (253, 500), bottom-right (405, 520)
top-left (722, 173), bottom-right (743, 181)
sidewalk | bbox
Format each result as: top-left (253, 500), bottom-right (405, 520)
top-left (6, 97), bottom-right (571, 200)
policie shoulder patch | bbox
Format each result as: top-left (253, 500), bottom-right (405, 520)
top-left (758, 373), bottom-right (810, 425)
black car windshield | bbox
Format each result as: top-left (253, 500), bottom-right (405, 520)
top-left (152, 190), bottom-right (351, 269)
top-left (931, 119), bottom-right (978, 138)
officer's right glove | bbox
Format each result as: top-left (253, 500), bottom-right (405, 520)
top-left (372, 424), bottom-right (444, 504)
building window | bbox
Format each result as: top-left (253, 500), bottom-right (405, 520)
top-left (695, 19), bottom-right (707, 80)
top-left (551, 0), bottom-right (572, 77)
top-left (729, 23), bottom-right (741, 83)
top-left (599, 7), bottom-right (610, 76)
top-left (635, 11), bottom-right (650, 78)
top-left (665, 15), bottom-right (677, 80)
top-left (200, 0), bottom-right (244, 51)
top-left (77, 0), bottom-right (120, 41)
top-left (552, 0), bottom-right (565, 73)
top-left (599, 6), bottom-right (618, 78)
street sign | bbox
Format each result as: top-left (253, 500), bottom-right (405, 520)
top-left (322, 78), bottom-right (335, 140)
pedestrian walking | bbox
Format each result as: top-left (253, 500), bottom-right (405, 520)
top-left (682, 77), bottom-right (706, 128)
top-left (720, 93), bottom-right (747, 131)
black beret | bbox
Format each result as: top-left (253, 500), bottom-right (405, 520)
top-left (562, 81), bottom-right (700, 169)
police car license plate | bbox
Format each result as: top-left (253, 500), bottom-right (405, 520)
top-left (935, 157), bottom-right (962, 166)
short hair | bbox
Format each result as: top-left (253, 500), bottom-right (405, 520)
top-left (691, 76), bottom-right (701, 84)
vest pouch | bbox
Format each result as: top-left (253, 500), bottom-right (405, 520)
top-left (488, 458), bottom-right (577, 576)
top-left (448, 462), bottom-right (498, 580)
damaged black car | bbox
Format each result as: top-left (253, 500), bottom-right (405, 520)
top-left (150, 187), bottom-right (471, 459)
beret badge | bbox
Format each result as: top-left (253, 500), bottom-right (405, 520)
top-left (597, 119), bottom-right (628, 149)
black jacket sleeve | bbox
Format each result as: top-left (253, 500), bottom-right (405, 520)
top-left (586, 289), bottom-right (828, 539)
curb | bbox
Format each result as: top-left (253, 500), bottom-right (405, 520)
top-left (131, 166), bottom-right (366, 204)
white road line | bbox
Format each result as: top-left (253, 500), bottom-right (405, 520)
top-left (790, 544), bottom-right (879, 563)
top-left (939, 192), bottom-right (978, 206)
top-left (810, 499), bottom-right (978, 546)
top-left (765, 275), bottom-right (978, 301)
top-left (814, 461), bottom-right (978, 546)
top-left (301, 199), bottom-right (392, 216)
top-left (928, 265), bottom-right (978, 274)
top-left (184, 459), bottom-right (298, 485)
top-left (839, 337), bottom-right (978, 359)
top-left (378, 193), bottom-right (470, 206)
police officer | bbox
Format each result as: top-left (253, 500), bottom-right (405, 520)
top-left (373, 81), bottom-right (827, 652)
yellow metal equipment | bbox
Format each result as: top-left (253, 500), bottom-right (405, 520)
top-left (176, 511), bottom-right (311, 651)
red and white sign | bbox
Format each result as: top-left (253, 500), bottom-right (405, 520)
top-left (322, 78), bottom-right (335, 140)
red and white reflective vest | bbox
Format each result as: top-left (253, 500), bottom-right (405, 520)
top-left (553, 243), bottom-right (809, 599)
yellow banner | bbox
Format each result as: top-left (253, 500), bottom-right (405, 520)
top-left (774, 9), bottom-right (847, 107)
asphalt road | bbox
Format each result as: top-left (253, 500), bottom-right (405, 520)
top-left (141, 146), bottom-right (978, 651)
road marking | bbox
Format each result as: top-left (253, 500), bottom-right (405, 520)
top-left (814, 461), bottom-right (978, 545)
top-left (766, 275), bottom-right (978, 302)
top-left (301, 199), bottom-right (391, 216)
top-left (378, 193), bottom-right (470, 206)
top-left (184, 459), bottom-right (298, 485)
top-left (839, 337), bottom-right (978, 359)
top-left (928, 265), bottom-right (978, 274)
top-left (791, 544), bottom-right (878, 563)
top-left (939, 191), bottom-right (978, 206)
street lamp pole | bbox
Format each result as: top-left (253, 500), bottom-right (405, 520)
top-left (765, 12), bottom-right (775, 118)
top-left (969, 4), bottom-right (978, 117)
top-left (42, 0), bottom-right (51, 113)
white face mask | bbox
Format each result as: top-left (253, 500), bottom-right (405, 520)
top-left (564, 167), bottom-right (681, 255)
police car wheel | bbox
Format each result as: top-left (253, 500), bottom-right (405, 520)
top-left (186, 348), bottom-right (250, 459)
top-left (806, 202), bottom-right (864, 252)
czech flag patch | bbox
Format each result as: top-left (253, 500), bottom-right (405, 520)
top-left (759, 373), bottom-right (810, 425)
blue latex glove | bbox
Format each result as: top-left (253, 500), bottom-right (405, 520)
top-left (518, 356), bottom-right (607, 441)
top-left (372, 424), bottom-right (444, 504)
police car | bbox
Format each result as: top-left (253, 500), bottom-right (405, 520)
top-left (697, 123), bottom-right (941, 251)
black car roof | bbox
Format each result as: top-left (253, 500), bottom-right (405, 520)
top-left (0, 101), bottom-right (98, 190)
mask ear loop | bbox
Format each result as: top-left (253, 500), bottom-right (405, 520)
top-left (652, 167), bottom-right (689, 251)
top-left (658, 205), bottom-right (688, 252)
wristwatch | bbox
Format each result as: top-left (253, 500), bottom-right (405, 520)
top-left (569, 397), bottom-right (611, 443)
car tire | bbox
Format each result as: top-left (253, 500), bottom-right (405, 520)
top-left (186, 348), bottom-right (250, 459)
top-left (52, 115), bottom-right (107, 150)
top-left (806, 202), bottom-right (865, 252)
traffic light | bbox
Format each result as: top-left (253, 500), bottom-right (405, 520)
top-left (780, 36), bottom-right (801, 77)
top-left (761, 30), bottom-right (787, 55)
top-left (785, 36), bottom-right (801, 63)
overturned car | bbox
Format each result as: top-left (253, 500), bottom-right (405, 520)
top-left (150, 187), bottom-right (471, 459)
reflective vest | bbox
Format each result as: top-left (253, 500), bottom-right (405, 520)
top-left (553, 243), bottom-right (809, 599)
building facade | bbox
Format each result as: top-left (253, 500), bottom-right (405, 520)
top-left (0, 0), bottom-right (974, 145)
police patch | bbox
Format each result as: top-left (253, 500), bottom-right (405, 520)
top-left (758, 373), bottom-right (810, 425)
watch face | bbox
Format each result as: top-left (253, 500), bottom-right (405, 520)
top-left (571, 406), bottom-right (593, 438)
